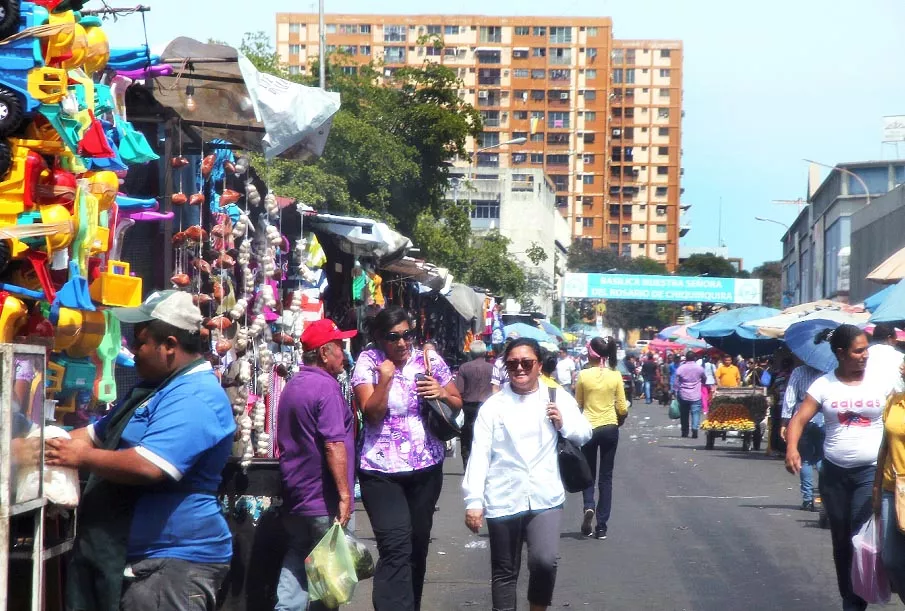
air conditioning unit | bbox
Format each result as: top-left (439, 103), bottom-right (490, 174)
top-left (656, 245), bottom-right (667, 254)
top-left (478, 90), bottom-right (489, 99)
top-left (560, 92), bottom-right (569, 100)
top-left (622, 226), bottom-right (631, 234)
top-left (503, 70), bottom-right (509, 77)
top-left (613, 129), bottom-right (622, 136)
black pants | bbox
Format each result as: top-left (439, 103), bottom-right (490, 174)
top-left (581, 425), bottom-right (619, 533)
top-left (120, 558), bottom-right (229, 611)
top-left (460, 402), bottom-right (481, 469)
top-left (487, 507), bottom-right (562, 610)
top-left (820, 460), bottom-right (874, 611)
top-left (358, 464), bottom-right (444, 611)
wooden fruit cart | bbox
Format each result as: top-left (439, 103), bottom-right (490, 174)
top-left (703, 387), bottom-right (768, 451)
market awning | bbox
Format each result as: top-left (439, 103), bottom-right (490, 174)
top-left (152, 37), bottom-right (340, 160)
top-left (306, 213), bottom-right (411, 262)
top-left (868, 245), bottom-right (905, 284)
top-left (381, 256), bottom-right (449, 290)
top-left (441, 282), bottom-right (486, 323)
top-left (741, 309), bottom-right (870, 338)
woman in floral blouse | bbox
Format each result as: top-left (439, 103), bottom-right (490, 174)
top-left (351, 306), bottom-right (462, 611)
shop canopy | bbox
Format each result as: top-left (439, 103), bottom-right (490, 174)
top-left (864, 283), bottom-right (898, 313)
top-left (741, 309), bottom-right (870, 338)
top-left (306, 213), bottom-right (411, 262)
top-left (687, 306), bottom-right (783, 358)
top-left (867, 245), bottom-right (905, 284)
top-left (382, 256), bottom-right (449, 291)
top-left (151, 37), bottom-right (340, 159)
top-left (870, 279), bottom-right (905, 323)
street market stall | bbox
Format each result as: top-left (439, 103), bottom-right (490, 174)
top-left (701, 387), bottom-right (768, 451)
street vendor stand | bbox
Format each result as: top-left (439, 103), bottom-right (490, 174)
top-left (702, 386), bottom-right (768, 451)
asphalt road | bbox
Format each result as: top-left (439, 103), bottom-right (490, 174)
top-left (343, 404), bottom-right (902, 611)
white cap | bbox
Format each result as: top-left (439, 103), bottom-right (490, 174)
top-left (111, 290), bottom-right (203, 332)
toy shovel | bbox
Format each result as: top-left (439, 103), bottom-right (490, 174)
top-left (95, 310), bottom-right (120, 402)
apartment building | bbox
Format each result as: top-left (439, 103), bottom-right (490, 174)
top-left (275, 14), bottom-right (684, 269)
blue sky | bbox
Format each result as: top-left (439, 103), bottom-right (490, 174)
top-left (104, 0), bottom-right (905, 270)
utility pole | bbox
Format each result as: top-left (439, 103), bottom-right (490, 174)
top-left (318, 0), bottom-right (325, 89)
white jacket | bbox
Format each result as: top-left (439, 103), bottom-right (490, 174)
top-left (462, 384), bottom-right (592, 519)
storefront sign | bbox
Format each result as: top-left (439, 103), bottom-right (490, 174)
top-left (563, 273), bottom-right (763, 304)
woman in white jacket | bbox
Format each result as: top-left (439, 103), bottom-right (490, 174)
top-left (463, 338), bottom-right (592, 611)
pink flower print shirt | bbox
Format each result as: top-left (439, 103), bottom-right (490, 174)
top-left (351, 348), bottom-right (452, 473)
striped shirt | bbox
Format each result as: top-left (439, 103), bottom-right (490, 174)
top-left (782, 365), bottom-right (825, 425)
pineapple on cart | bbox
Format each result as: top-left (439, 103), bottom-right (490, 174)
top-left (701, 387), bottom-right (768, 451)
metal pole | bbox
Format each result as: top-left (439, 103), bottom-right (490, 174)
top-left (560, 295), bottom-right (566, 331)
top-left (318, 0), bottom-right (326, 89)
top-left (803, 159), bottom-right (872, 207)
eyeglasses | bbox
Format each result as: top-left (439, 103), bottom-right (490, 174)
top-left (504, 358), bottom-right (537, 372)
top-left (384, 330), bottom-right (417, 343)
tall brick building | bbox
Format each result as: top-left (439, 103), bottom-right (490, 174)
top-left (276, 14), bottom-right (685, 269)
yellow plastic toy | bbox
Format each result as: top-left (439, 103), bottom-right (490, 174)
top-left (61, 21), bottom-right (88, 71)
top-left (65, 309), bottom-right (105, 358)
top-left (46, 360), bottom-right (64, 394)
top-left (0, 294), bottom-right (28, 342)
top-left (44, 11), bottom-right (77, 67)
top-left (82, 23), bottom-right (110, 74)
top-left (52, 306), bottom-right (83, 352)
top-left (89, 260), bottom-right (142, 307)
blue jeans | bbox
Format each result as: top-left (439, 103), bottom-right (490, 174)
top-left (276, 514), bottom-right (334, 611)
top-left (798, 422), bottom-right (825, 503)
top-left (643, 381), bottom-right (653, 403)
top-left (581, 425), bottom-right (619, 533)
top-left (882, 491), bottom-right (905, 602)
top-left (820, 460), bottom-right (874, 611)
top-left (678, 398), bottom-right (702, 436)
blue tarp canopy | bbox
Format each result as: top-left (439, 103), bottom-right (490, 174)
top-left (865, 283), bottom-right (899, 314)
top-left (687, 306), bottom-right (783, 358)
top-left (870, 279), bottom-right (905, 323)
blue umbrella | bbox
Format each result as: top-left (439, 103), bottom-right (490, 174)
top-left (864, 284), bottom-right (896, 313)
top-left (539, 320), bottom-right (565, 339)
top-left (504, 322), bottom-right (552, 343)
top-left (869, 279), bottom-right (905, 322)
top-left (784, 318), bottom-right (840, 373)
top-left (687, 306), bottom-right (782, 358)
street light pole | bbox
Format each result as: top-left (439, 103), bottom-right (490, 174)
top-left (803, 159), bottom-right (872, 207)
top-left (318, 0), bottom-right (325, 89)
top-left (753, 216), bottom-right (790, 230)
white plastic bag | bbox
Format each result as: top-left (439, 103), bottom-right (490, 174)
top-left (851, 515), bottom-right (891, 604)
top-left (15, 426), bottom-right (80, 507)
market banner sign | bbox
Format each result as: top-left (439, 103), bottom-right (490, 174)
top-left (563, 273), bottom-right (763, 304)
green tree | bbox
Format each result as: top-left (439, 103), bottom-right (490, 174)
top-left (752, 261), bottom-right (782, 308)
top-left (676, 253), bottom-right (740, 278)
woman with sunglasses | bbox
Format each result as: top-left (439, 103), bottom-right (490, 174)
top-left (463, 338), bottom-right (591, 611)
top-left (351, 305), bottom-right (463, 611)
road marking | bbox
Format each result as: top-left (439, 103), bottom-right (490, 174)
top-left (665, 495), bottom-right (770, 499)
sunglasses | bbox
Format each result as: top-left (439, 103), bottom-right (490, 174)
top-left (384, 330), bottom-right (417, 343)
top-left (505, 358), bottom-right (538, 372)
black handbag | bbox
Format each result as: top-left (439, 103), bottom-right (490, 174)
top-left (417, 349), bottom-right (462, 442)
top-left (549, 387), bottom-right (593, 493)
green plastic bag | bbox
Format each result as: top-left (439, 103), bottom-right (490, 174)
top-left (668, 398), bottom-right (681, 419)
top-left (305, 523), bottom-right (359, 608)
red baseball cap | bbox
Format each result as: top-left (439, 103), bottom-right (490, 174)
top-left (301, 319), bottom-right (357, 351)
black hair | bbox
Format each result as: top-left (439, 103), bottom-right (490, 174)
top-left (504, 337), bottom-right (542, 361)
top-left (814, 323), bottom-right (865, 355)
top-left (646, 353), bottom-right (655, 360)
top-left (872, 323), bottom-right (897, 343)
top-left (541, 350), bottom-right (558, 377)
top-left (590, 336), bottom-right (618, 369)
top-left (685, 351), bottom-right (697, 361)
top-left (139, 319), bottom-right (203, 354)
top-left (369, 305), bottom-right (412, 341)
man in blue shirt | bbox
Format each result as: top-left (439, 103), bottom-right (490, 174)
top-left (46, 290), bottom-right (235, 611)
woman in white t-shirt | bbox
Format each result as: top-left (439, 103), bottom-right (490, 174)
top-left (786, 324), bottom-right (893, 611)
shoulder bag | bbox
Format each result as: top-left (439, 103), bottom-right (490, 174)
top-left (550, 386), bottom-right (593, 493)
top-left (418, 348), bottom-right (462, 442)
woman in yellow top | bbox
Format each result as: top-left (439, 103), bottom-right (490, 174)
top-left (874, 388), bottom-right (905, 601)
top-left (575, 336), bottom-right (628, 540)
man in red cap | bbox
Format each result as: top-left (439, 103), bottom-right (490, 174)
top-left (275, 319), bottom-right (357, 611)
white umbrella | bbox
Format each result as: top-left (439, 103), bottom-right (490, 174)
top-left (742, 309), bottom-right (870, 338)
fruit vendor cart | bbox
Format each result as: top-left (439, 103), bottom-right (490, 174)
top-left (702, 387), bottom-right (768, 451)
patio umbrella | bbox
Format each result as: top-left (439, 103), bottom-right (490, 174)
top-left (867, 245), bottom-right (905, 284)
top-left (687, 306), bottom-right (782, 358)
top-left (657, 324), bottom-right (684, 340)
top-left (870, 279), bottom-right (905, 323)
top-left (864, 283), bottom-right (898, 313)
top-left (742, 309), bottom-right (870, 338)
top-left (504, 322), bottom-right (551, 343)
top-left (539, 320), bottom-right (565, 339)
top-left (784, 318), bottom-right (840, 373)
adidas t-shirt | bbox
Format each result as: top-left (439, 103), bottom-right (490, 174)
top-left (807, 372), bottom-right (889, 468)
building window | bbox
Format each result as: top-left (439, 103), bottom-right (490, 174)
top-left (656, 224), bottom-right (667, 234)
top-left (479, 26), bottom-right (502, 43)
top-left (658, 108), bottom-right (670, 119)
top-left (583, 153), bottom-right (595, 164)
top-left (325, 24), bottom-right (337, 33)
top-left (555, 195), bottom-right (569, 208)
top-left (471, 201), bottom-right (500, 219)
top-left (621, 244), bottom-right (631, 257)
top-left (512, 131), bottom-right (528, 140)
top-left (476, 153), bottom-right (499, 167)
top-left (587, 26), bottom-right (598, 36)
top-left (289, 23), bottom-right (300, 34)
top-left (582, 217), bottom-right (595, 228)
top-left (583, 133), bottom-right (595, 144)
top-left (549, 69), bottom-right (570, 81)
top-left (611, 49), bottom-right (623, 63)
top-left (426, 25), bottom-right (441, 35)
top-left (531, 89), bottom-right (545, 101)
top-left (477, 50), bottom-right (501, 64)
top-left (612, 69), bottom-right (623, 84)
top-left (531, 133), bottom-right (545, 142)
top-left (586, 69), bottom-right (597, 79)
top-left (426, 46), bottom-right (442, 56)
top-left (660, 68), bottom-right (671, 78)
top-left (549, 26), bottom-right (573, 44)
top-left (657, 166), bottom-right (669, 175)
top-left (531, 69), bottom-right (546, 79)
top-left (658, 127), bottom-right (669, 136)
top-left (548, 112), bottom-right (570, 129)
top-left (338, 45), bottom-right (357, 55)
top-left (659, 88), bottom-right (670, 98)
top-left (513, 68), bottom-right (529, 78)
top-left (587, 48), bottom-right (599, 61)
top-left (514, 110), bottom-right (528, 120)
top-left (609, 204), bottom-right (620, 216)
top-left (656, 244), bottom-right (667, 255)
top-left (480, 110), bottom-right (500, 126)
top-left (531, 110), bottom-right (545, 119)
top-left (360, 25), bottom-right (371, 33)
top-left (656, 205), bottom-right (667, 216)
top-left (660, 49), bottom-right (671, 58)
top-left (658, 146), bottom-right (669, 156)
top-left (584, 90), bottom-right (597, 100)
top-left (357, 45), bottom-right (371, 56)
top-left (533, 26), bottom-right (547, 36)
top-left (444, 25), bottom-right (459, 35)
top-left (547, 132), bottom-right (569, 145)
top-left (511, 153), bottom-right (526, 164)
top-left (513, 49), bottom-right (529, 59)
top-left (546, 154), bottom-right (569, 165)
top-left (625, 69), bottom-right (635, 84)
top-left (656, 186), bottom-right (668, 196)
top-left (325, 45), bottom-right (337, 53)
top-left (586, 111), bottom-right (597, 122)
top-left (384, 25), bottom-right (406, 42)
top-left (289, 44), bottom-right (301, 54)
top-left (515, 26), bottom-right (530, 36)
top-left (384, 46), bottom-right (406, 63)
top-left (338, 24), bottom-right (358, 34)
top-left (340, 66), bottom-right (358, 76)
top-left (550, 48), bottom-right (571, 65)
top-left (532, 47), bottom-right (546, 57)
top-left (550, 174), bottom-right (569, 191)
top-left (582, 174), bottom-right (595, 185)
top-left (584, 196), bottom-right (594, 206)
top-left (478, 132), bottom-right (500, 147)
top-left (530, 153), bottom-right (544, 163)
top-left (288, 65), bottom-right (301, 75)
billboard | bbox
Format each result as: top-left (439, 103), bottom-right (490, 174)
top-left (883, 116), bottom-right (905, 143)
top-left (563, 273), bottom-right (763, 304)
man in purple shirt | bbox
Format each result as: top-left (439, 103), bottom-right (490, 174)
top-left (275, 319), bottom-right (357, 611)
top-left (673, 351), bottom-right (707, 439)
